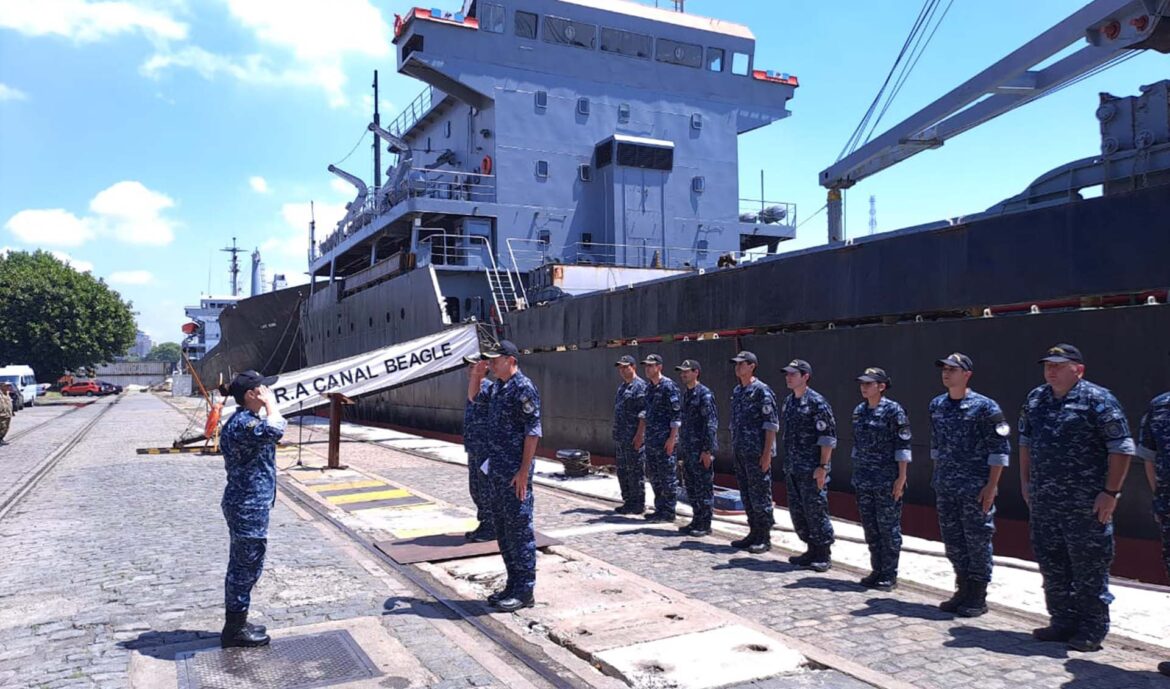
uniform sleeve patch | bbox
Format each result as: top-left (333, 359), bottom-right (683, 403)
top-left (816, 419), bottom-right (828, 431)
top-left (995, 422), bottom-right (1011, 437)
top-left (897, 427), bottom-right (912, 441)
top-left (762, 404), bottom-right (773, 415)
top-left (1104, 421), bottom-right (1125, 440)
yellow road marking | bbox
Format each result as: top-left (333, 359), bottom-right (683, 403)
top-left (326, 489), bottom-right (412, 505)
top-left (306, 480), bottom-right (385, 492)
top-left (393, 519), bottom-right (479, 538)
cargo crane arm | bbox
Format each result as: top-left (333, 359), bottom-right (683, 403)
top-left (819, 0), bottom-right (1170, 242)
top-left (326, 164), bottom-right (369, 232)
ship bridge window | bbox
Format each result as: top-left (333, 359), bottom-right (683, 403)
top-left (656, 38), bottom-right (702, 68)
top-left (543, 16), bottom-right (596, 49)
top-left (600, 27), bottom-right (652, 59)
top-left (616, 142), bottom-right (673, 171)
top-left (732, 51), bottom-right (750, 76)
top-left (706, 47), bottom-right (724, 72)
top-left (479, 3), bottom-right (505, 33)
top-left (515, 10), bottom-right (537, 39)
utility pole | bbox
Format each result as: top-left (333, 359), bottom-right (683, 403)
top-left (221, 237), bottom-right (241, 297)
top-left (869, 194), bottom-right (877, 235)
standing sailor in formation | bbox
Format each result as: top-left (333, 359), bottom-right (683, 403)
top-left (612, 354), bottom-right (648, 515)
top-left (675, 359), bottom-right (718, 537)
top-left (641, 354), bottom-right (682, 522)
top-left (728, 351), bottom-right (780, 554)
top-left (1137, 382), bottom-right (1170, 675)
top-left (780, 359), bottom-right (838, 572)
top-left (464, 355), bottom-right (495, 542)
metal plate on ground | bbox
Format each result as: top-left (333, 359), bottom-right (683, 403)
top-left (375, 532), bottom-right (562, 564)
top-left (175, 629), bottom-right (381, 689)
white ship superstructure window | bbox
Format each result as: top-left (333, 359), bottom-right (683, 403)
top-left (515, 10), bottom-right (537, 39)
top-left (479, 3), bottom-right (505, 33)
top-left (732, 51), bottom-right (750, 76)
top-left (543, 16), bottom-right (596, 49)
top-left (600, 27), bottom-right (652, 59)
top-left (656, 38), bottom-right (702, 68)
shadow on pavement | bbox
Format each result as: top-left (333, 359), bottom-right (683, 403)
top-left (117, 630), bottom-right (221, 659)
top-left (1062, 657), bottom-right (1166, 689)
top-left (383, 595), bottom-right (513, 620)
top-left (849, 596), bottom-right (952, 621)
top-left (712, 556), bottom-right (799, 574)
top-left (663, 539), bottom-right (738, 555)
top-left (782, 576), bottom-right (862, 593)
top-left (944, 625), bottom-right (1069, 658)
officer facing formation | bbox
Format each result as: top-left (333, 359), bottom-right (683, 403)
top-left (851, 367), bottom-right (912, 591)
top-left (612, 354), bottom-right (648, 515)
top-left (1019, 344), bottom-right (1133, 652)
top-left (1137, 383), bottom-right (1170, 675)
top-left (780, 359), bottom-right (837, 572)
top-left (483, 340), bottom-right (542, 612)
top-left (929, 353), bottom-right (1010, 618)
top-left (219, 370), bottom-right (286, 648)
top-left (728, 351), bottom-right (780, 554)
top-left (675, 359), bottom-right (718, 537)
top-left (464, 355), bottom-right (495, 542)
top-left (641, 354), bottom-right (682, 522)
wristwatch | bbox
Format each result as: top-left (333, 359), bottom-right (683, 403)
top-left (817, 464), bottom-right (831, 472)
top-left (1102, 488), bottom-right (1122, 498)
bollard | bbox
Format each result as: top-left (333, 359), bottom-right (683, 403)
top-left (325, 392), bottom-right (354, 470)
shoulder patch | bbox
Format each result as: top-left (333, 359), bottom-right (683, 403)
top-left (762, 403), bottom-right (773, 415)
top-left (897, 426), bottom-right (912, 441)
top-left (1104, 421), bottom-right (1125, 440)
top-left (816, 419), bottom-right (828, 432)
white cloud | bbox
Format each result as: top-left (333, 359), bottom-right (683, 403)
top-left (5, 209), bottom-right (96, 246)
top-left (0, 0), bottom-right (188, 43)
top-left (50, 250), bottom-right (95, 273)
top-left (88, 180), bottom-right (177, 245)
top-left (359, 94), bottom-right (396, 117)
top-left (0, 83), bottom-right (28, 101)
top-left (330, 178), bottom-right (354, 195)
top-left (108, 269), bottom-right (154, 284)
top-left (5, 180), bottom-right (178, 249)
top-left (249, 175), bottom-right (269, 193)
top-left (262, 200), bottom-right (346, 260)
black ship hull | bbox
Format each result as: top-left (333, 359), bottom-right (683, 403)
top-left (193, 284), bottom-right (312, 386)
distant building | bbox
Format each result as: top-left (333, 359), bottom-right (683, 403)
top-left (183, 296), bottom-right (240, 361)
top-left (131, 330), bottom-right (153, 358)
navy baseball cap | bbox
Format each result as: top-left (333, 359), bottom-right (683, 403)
top-left (463, 353), bottom-right (484, 364)
top-left (641, 354), bottom-right (664, 365)
top-left (935, 352), bottom-right (973, 371)
top-left (782, 359), bottom-right (812, 375)
top-left (730, 351), bottom-right (758, 365)
top-left (675, 359), bottom-right (701, 372)
top-left (229, 370), bottom-right (278, 403)
top-left (857, 367), bottom-right (891, 385)
top-left (615, 355), bottom-right (637, 367)
top-left (1039, 343), bottom-right (1084, 364)
top-left (483, 340), bottom-right (521, 359)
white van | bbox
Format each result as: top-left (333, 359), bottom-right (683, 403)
top-left (0, 365), bottom-right (38, 407)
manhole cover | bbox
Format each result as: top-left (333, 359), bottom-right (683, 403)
top-left (176, 629), bottom-right (381, 689)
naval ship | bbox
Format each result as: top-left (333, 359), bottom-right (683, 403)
top-left (197, 0), bottom-right (1170, 582)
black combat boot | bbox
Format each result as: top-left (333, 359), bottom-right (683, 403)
top-left (487, 587), bottom-right (512, 605)
top-left (956, 579), bottom-right (988, 618)
top-left (747, 528), bottom-right (772, 554)
top-left (221, 611), bottom-right (270, 648)
top-left (939, 575), bottom-right (969, 613)
top-left (1032, 625), bottom-right (1075, 642)
top-left (806, 544), bottom-right (832, 573)
top-left (730, 526), bottom-right (758, 549)
top-left (787, 548), bottom-right (813, 566)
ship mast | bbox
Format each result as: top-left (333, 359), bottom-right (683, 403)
top-left (220, 237), bottom-right (242, 297)
top-left (372, 71), bottom-right (382, 190)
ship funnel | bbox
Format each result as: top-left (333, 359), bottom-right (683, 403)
top-left (250, 249), bottom-right (262, 296)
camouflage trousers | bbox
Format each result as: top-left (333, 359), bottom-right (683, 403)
top-left (614, 442), bottom-right (646, 510)
top-left (936, 491), bottom-right (995, 583)
top-left (222, 504), bottom-right (270, 613)
top-left (466, 453), bottom-right (494, 534)
top-left (0, 415), bottom-right (9, 441)
top-left (488, 465), bottom-right (536, 595)
top-left (1160, 511), bottom-right (1170, 579)
top-left (732, 450), bottom-right (774, 531)
top-left (856, 489), bottom-right (902, 578)
top-left (786, 469), bottom-right (834, 547)
top-left (679, 450), bottom-right (713, 528)
top-left (1030, 505), bottom-right (1114, 643)
top-left (645, 442), bottom-right (678, 518)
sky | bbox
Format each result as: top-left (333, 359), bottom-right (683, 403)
top-left (1, 0), bottom-right (1167, 343)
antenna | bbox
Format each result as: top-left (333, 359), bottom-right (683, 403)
top-left (372, 71), bottom-right (382, 190)
top-left (309, 201), bottom-right (316, 265)
top-left (868, 195), bottom-right (877, 235)
top-left (221, 236), bottom-right (242, 297)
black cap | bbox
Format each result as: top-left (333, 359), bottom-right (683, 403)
top-left (229, 370), bottom-right (278, 403)
top-left (857, 367), bottom-right (891, 385)
top-left (935, 352), bottom-right (973, 371)
top-left (482, 340), bottom-right (521, 359)
top-left (675, 359), bottom-right (701, 372)
top-left (614, 355), bottom-right (637, 367)
top-left (463, 353), bottom-right (484, 364)
top-left (782, 359), bottom-right (812, 375)
top-left (1039, 343), bottom-right (1084, 364)
top-left (730, 351), bottom-right (758, 365)
top-left (641, 354), bottom-right (664, 366)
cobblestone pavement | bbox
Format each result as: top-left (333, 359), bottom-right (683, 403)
top-left (0, 399), bottom-right (107, 504)
top-left (312, 429), bottom-right (1170, 689)
top-left (0, 394), bottom-right (548, 689)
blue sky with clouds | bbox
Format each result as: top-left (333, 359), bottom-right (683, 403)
top-left (1, 0), bottom-right (1166, 343)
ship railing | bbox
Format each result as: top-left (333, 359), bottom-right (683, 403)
top-left (387, 84), bottom-right (435, 138)
top-left (506, 238), bottom-right (734, 272)
top-left (418, 234), bottom-right (525, 322)
top-left (738, 199), bottom-right (797, 227)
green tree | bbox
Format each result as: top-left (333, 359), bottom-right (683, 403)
top-left (145, 342), bottom-right (181, 364)
top-left (0, 250), bottom-right (136, 378)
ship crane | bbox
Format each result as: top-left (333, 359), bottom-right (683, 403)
top-left (326, 164), bottom-right (369, 234)
top-left (368, 122), bottom-right (417, 205)
top-left (820, 0), bottom-right (1170, 242)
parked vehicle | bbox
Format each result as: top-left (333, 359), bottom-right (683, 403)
top-left (3, 384), bottom-right (22, 412)
top-left (61, 381), bottom-right (101, 397)
top-left (0, 365), bottom-right (38, 407)
top-left (96, 380), bottom-right (123, 395)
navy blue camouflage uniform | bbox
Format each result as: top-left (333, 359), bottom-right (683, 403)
top-left (613, 377), bottom-right (649, 510)
top-left (486, 371), bottom-right (542, 596)
top-left (1019, 380), bottom-right (1134, 643)
top-left (679, 383), bottom-right (719, 529)
top-left (781, 389), bottom-right (837, 548)
top-left (220, 408), bottom-right (286, 614)
top-left (730, 380), bottom-right (780, 532)
top-left (929, 390), bottom-right (1010, 583)
top-left (851, 398), bottom-right (912, 579)
top-left (465, 377), bottom-right (494, 534)
top-left (644, 376), bottom-right (682, 518)
top-left (1137, 392), bottom-right (1170, 578)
